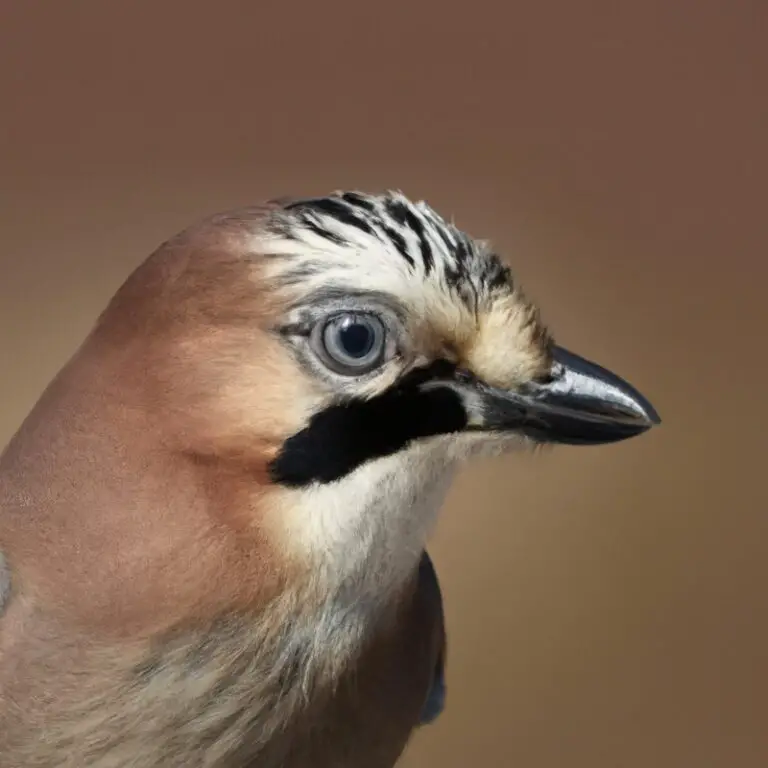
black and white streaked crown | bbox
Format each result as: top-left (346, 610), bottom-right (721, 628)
top-left (265, 190), bottom-right (513, 305)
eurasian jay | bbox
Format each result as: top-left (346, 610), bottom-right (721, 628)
top-left (0, 191), bottom-right (660, 767)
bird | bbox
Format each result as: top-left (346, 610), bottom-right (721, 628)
top-left (0, 190), bottom-right (660, 767)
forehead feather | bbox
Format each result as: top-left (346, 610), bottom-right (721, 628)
top-left (259, 191), bottom-right (507, 306)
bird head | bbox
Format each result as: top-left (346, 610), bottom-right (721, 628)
top-left (94, 190), bottom-right (660, 590)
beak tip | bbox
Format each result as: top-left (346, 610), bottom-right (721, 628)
top-left (632, 395), bottom-right (662, 429)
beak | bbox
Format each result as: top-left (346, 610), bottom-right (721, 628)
top-left (462, 345), bottom-right (661, 445)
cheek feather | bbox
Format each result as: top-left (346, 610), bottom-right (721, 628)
top-left (263, 438), bottom-right (462, 593)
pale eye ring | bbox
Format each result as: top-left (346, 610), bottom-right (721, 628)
top-left (311, 312), bottom-right (387, 375)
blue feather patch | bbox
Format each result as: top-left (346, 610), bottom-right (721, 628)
top-left (417, 551), bottom-right (446, 725)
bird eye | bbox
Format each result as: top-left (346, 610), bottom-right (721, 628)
top-left (311, 312), bottom-right (387, 375)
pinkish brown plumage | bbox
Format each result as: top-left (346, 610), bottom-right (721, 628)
top-left (0, 191), bottom-right (659, 766)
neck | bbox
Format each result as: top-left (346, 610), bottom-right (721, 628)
top-left (0, 574), bottom-right (417, 767)
top-left (0, 338), bottom-right (437, 766)
top-left (0, 338), bottom-right (277, 637)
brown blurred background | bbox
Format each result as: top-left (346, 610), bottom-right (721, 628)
top-left (1, 2), bottom-right (766, 766)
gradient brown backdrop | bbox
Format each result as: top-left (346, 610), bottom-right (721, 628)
top-left (2, 3), bottom-right (766, 767)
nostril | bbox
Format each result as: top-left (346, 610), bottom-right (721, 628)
top-left (536, 372), bottom-right (556, 385)
top-left (535, 362), bottom-right (565, 386)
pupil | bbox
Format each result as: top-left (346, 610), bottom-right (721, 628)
top-left (339, 321), bottom-right (373, 358)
